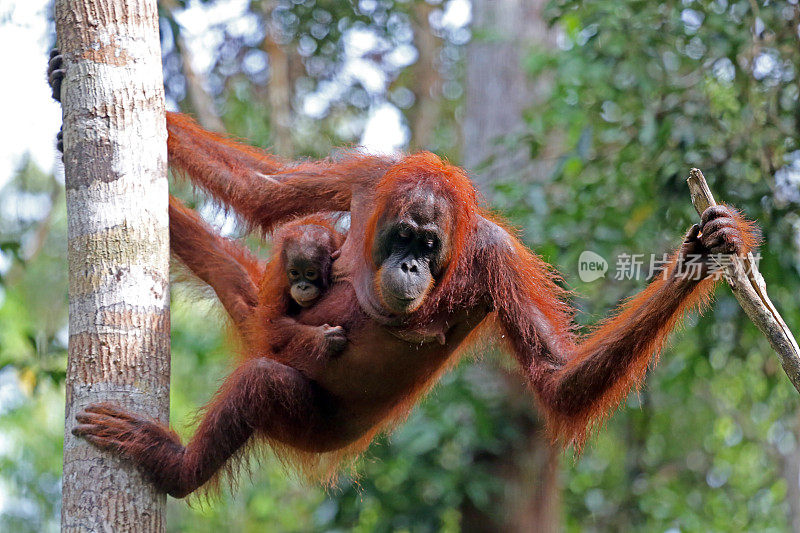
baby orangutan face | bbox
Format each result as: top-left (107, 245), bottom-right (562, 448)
top-left (282, 225), bottom-right (338, 308)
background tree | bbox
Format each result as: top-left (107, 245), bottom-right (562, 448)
top-left (459, 0), bottom-right (561, 530)
top-left (54, 0), bottom-right (169, 530)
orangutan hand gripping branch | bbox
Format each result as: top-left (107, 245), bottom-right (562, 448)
top-left (51, 51), bottom-right (758, 498)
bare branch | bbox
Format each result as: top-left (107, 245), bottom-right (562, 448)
top-left (687, 168), bottom-right (800, 394)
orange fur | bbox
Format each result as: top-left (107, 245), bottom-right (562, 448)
top-left (244, 216), bottom-right (345, 372)
top-left (72, 113), bottom-right (760, 498)
top-left (363, 152), bottom-right (478, 285)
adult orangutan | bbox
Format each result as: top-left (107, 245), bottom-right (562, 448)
top-left (63, 107), bottom-right (757, 497)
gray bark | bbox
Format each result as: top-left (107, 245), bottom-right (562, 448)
top-left (177, 35), bottom-right (225, 132)
top-left (161, 0), bottom-right (224, 132)
top-left (462, 0), bottom-right (561, 530)
top-left (263, 0), bottom-right (294, 157)
top-left (408, 1), bottom-right (442, 151)
top-left (56, 0), bottom-right (170, 531)
top-left (463, 0), bottom-right (557, 191)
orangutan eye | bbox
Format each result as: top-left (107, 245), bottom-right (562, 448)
top-left (289, 269), bottom-right (299, 278)
top-left (396, 228), bottom-right (413, 245)
top-left (305, 270), bottom-right (318, 280)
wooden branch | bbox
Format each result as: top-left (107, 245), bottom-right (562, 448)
top-left (687, 168), bottom-right (800, 394)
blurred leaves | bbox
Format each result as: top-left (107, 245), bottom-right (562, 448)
top-left (494, 0), bottom-right (800, 530)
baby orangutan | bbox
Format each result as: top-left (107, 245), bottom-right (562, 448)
top-left (168, 196), bottom-right (347, 366)
top-left (249, 216), bottom-right (348, 366)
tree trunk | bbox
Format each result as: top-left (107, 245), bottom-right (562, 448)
top-left (463, 0), bottom-right (558, 190)
top-left (462, 0), bottom-right (561, 530)
top-left (177, 34), bottom-right (225, 132)
top-left (161, 0), bottom-right (224, 132)
top-left (262, 0), bottom-right (294, 157)
top-left (56, 1), bottom-right (170, 531)
top-left (408, 1), bottom-right (441, 151)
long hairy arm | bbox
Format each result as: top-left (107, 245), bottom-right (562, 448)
top-left (480, 206), bottom-right (759, 449)
top-left (166, 112), bottom-right (394, 232)
top-left (169, 195), bottom-right (262, 330)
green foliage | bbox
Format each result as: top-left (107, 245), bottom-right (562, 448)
top-left (0, 159), bottom-right (67, 532)
top-left (495, 0), bottom-right (800, 529)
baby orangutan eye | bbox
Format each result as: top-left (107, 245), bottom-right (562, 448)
top-left (306, 270), bottom-right (318, 280)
